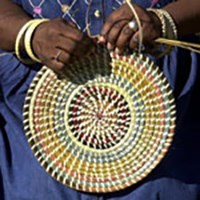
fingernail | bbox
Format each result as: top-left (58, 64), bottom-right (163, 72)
top-left (98, 36), bottom-right (106, 43)
top-left (107, 42), bottom-right (114, 50)
top-left (115, 48), bottom-right (120, 54)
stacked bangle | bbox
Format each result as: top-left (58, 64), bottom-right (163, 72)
top-left (147, 8), bottom-right (167, 38)
top-left (147, 8), bottom-right (178, 39)
top-left (159, 9), bottom-right (178, 39)
top-left (15, 20), bottom-right (36, 64)
top-left (15, 19), bottom-right (49, 64)
top-left (147, 8), bottom-right (178, 57)
top-left (24, 19), bottom-right (49, 63)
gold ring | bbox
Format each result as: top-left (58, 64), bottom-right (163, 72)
top-left (54, 50), bottom-right (62, 61)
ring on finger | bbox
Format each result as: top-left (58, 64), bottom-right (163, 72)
top-left (54, 50), bottom-right (62, 62)
top-left (128, 20), bottom-right (138, 32)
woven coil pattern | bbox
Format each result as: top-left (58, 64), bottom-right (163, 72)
top-left (23, 48), bottom-right (176, 193)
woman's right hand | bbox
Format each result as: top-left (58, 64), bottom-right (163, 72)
top-left (32, 18), bottom-right (94, 74)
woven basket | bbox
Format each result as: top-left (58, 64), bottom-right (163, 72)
top-left (23, 47), bottom-right (176, 193)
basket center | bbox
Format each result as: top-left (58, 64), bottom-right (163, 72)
top-left (67, 84), bottom-right (131, 150)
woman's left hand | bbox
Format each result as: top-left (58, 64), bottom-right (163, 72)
top-left (100, 3), bottom-right (161, 53)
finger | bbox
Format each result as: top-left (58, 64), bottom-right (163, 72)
top-left (101, 14), bottom-right (118, 37)
top-left (56, 35), bottom-right (94, 57)
top-left (39, 47), bottom-right (61, 63)
top-left (106, 20), bottom-right (128, 50)
top-left (39, 46), bottom-right (70, 67)
top-left (54, 18), bottom-right (85, 42)
top-left (141, 24), bottom-right (159, 45)
top-left (78, 36), bottom-right (95, 54)
top-left (44, 58), bottom-right (66, 74)
top-left (56, 36), bottom-right (77, 55)
top-left (101, 12), bottom-right (130, 37)
top-left (115, 23), bottom-right (136, 50)
top-left (61, 27), bottom-right (84, 42)
top-left (54, 50), bottom-right (71, 65)
top-left (129, 24), bottom-right (156, 51)
top-left (107, 42), bottom-right (115, 51)
top-left (129, 32), bottom-right (139, 50)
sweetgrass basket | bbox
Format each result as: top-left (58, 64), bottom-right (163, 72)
top-left (23, 47), bottom-right (176, 193)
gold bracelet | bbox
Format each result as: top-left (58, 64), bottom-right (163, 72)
top-left (147, 8), bottom-right (178, 57)
top-left (15, 20), bottom-right (36, 64)
top-left (24, 19), bottom-right (49, 63)
top-left (147, 8), bottom-right (167, 38)
top-left (159, 9), bottom-right (178, 39)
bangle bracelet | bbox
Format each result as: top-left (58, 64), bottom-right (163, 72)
top-left (24, 19), bottom-right (49, 63)
top-left (15, 20), bottom-right (36, 64)
top-left (147, 8), bottom-right (178, 40)
top-left (159, 9), bottom-right (178, 39)
top-left (147, 8), bottom-right (167, 38)
top-left (147, 8), bottom-right (179, 57)
top-left (147, 9), bottom-right (171, 57)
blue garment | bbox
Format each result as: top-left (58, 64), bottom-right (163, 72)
top-left (1, 0), bottom-right (200, 199)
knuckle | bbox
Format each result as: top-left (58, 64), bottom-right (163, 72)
top-left (113, 20), bottom-right (127, 29)
top-left (113, 22), bottom-right (121, 29)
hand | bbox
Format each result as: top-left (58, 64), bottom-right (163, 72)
top-left (100, 3), bottom-right (162, 54)
top-left (32, 18), bottom-right (94, 74)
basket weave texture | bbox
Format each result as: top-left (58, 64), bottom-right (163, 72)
top-left (23, 48), bottom-right (176, 193)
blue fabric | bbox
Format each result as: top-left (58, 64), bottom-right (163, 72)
top-left (1, 0), bottom-right (200, 199)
